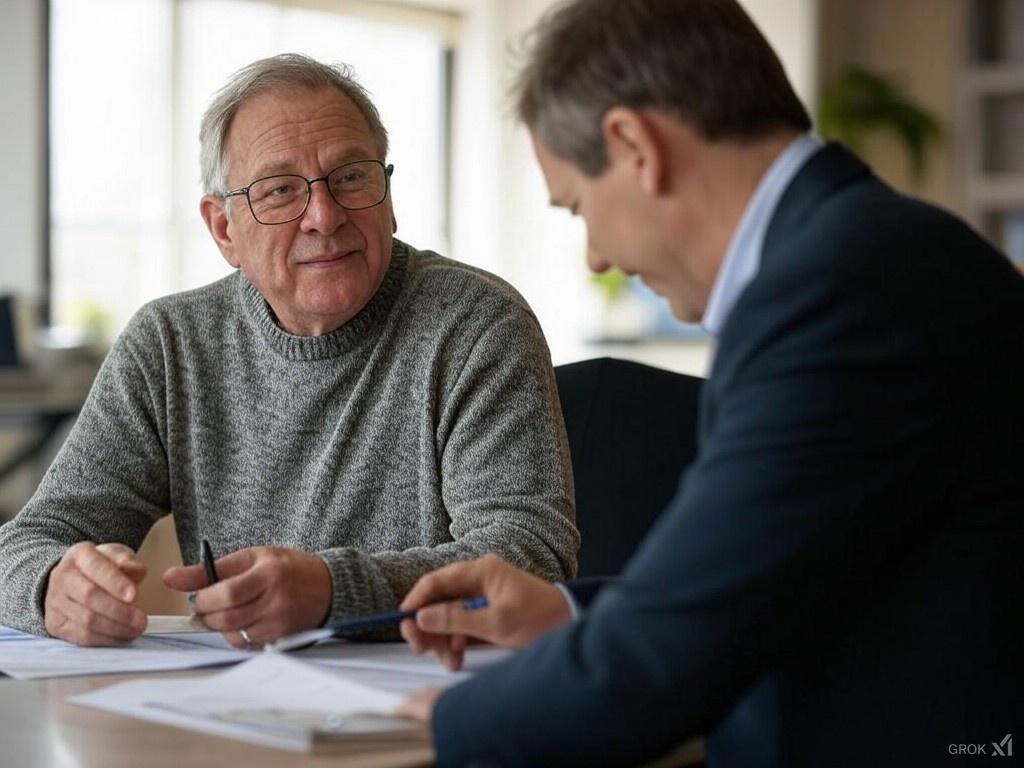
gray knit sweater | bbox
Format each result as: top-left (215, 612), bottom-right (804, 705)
top-left (0, 241), bottom-right (578, 635)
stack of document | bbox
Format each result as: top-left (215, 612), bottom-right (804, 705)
top-left (2, 619), bottom-right (511, 752)
top-left (70, 652), bottom-right (424, 752)
top-left (0, 621), bottom-right (250, 679)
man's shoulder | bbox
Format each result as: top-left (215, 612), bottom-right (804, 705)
top-left (130, 272), bottom-right (238, 327)
top-left (403, 243), bottom-right (534, 315)
top-left (118, 272), bottom-right (240, 348)
top-left (716, 181), bottom-right (1024, 373)
top-left (758, 176), bottom-right (1008, 306)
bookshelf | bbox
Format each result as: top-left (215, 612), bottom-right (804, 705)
top-left (958, 0), bottom-right (1024, 271)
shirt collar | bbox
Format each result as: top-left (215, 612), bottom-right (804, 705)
top-left (701, 133), bottom-right (823, 337)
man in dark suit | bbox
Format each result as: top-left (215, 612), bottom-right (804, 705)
top-left (396, 1), bottom-right (1024, 765)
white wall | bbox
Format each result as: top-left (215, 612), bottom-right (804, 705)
top-left (0, 0), bottom-right (45, 300)
top-left (740, 0), bottom-right (819, 114)
top-left (442, 0), bottom-right (590, 364)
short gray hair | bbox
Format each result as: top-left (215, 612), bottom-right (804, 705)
top-left (514, 0), bottom-right (811, 176)
top-left (199, 53), bottom-right (389, 195)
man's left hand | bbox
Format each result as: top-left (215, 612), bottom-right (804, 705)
top-left (162, 546), bottom-right (332, 648)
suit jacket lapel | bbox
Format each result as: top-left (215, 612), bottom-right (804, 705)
top-left (699, 143), bottom-right (871, 442)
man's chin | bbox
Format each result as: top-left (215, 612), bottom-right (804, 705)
top-left (665, 295), bottom-right (701, 325)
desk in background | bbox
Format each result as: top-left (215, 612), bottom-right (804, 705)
top-left (0, 361), bottom-right (99, 502)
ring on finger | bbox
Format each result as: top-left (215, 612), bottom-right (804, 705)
top-left (239, 627), bottom-right (255, 649)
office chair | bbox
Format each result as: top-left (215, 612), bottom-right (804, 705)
top-left (0, 295), bottom-right (18, 367)
top-left (554, 357), bottom-right (703, 578)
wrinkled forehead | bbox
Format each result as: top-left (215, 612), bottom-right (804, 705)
top-left (226, 86), bottom-right (376, 183)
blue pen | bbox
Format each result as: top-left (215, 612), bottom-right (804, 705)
top-left (267, 596), bottom-right (489, 653)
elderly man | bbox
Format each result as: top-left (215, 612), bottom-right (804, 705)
top-left (0, 54), bottom-right (577, 648)
top-left (396, 1), bottom-right (1024, 766)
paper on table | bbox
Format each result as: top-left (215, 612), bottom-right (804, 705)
top-left (0, 624), bottom-right (249, 679)
top-left (70, 652), bottom-right (420, 752)
top-left (0, 621), bottom-right (510, 682)
top-left (290, 643), bottom-right (511, 697)
top-left (299, 640), bottom-right (513, 680)
top-left (0, 626), bottom-right (34, 642)
top-left (144, 614), bottom-right (208, 634)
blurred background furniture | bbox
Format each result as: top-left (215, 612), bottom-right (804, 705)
top-left (957, 0), bottom-right (1024, 270)
top-left (0, 295), bottom-right (98, 508)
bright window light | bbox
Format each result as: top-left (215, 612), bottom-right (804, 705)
top-left (50, 0), bottom-right (450, 339)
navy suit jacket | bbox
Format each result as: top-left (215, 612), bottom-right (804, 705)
top-left (431, 145), bottom-right (1024, 767)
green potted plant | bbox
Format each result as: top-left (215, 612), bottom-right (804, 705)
top-left (587, 268), bottom-right (653, 342)
top-left (818, 66), bottom-right (942, 180)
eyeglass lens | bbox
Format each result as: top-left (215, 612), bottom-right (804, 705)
top-left (246, 160), bottom-right (388, 224)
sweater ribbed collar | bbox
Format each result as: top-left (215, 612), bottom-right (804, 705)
top-left (239, 239), bottom-right (410, 361)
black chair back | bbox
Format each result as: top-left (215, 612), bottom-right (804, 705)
top-left (555, 357), bottom-right (703, 578)
top-left (0, 296), bottom-right (19, 368)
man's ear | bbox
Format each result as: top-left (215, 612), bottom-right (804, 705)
top-left (601, 106), bottom-right (666, 197)
top-left (200, 195), bottom-right (241, 268)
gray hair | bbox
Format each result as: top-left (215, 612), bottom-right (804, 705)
top-left (514, 0), bottom-right (811, 176)
top-left (199, 53), bottom-right (389, 196)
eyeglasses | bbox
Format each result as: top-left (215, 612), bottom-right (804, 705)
top-left (223, 159), bottom-right (394, 225)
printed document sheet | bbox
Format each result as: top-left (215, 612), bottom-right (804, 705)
top-left (0, 620), bottom-right (250, 679)
top-left (70, 652), bottom-right (424, 752)
top-left (0, 622), bottom-right (511, 683)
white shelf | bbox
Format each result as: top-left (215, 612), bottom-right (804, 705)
top-left (966, 174), bottom-right (1024, 208)
top-left (958, 0), bottom-right (1024, 251)
top-left (962, 64), bottom-right (1024, 92)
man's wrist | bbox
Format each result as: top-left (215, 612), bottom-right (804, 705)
top-left (313, 553), bottom-right (335, 626)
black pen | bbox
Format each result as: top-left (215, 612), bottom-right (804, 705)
top-left (201, 538), bottom-right (220, 586)
top-left (267, 597), bottom-right (490, 653)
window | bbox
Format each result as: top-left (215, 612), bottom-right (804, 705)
top-left (49, 0), bottom-right (453, 338)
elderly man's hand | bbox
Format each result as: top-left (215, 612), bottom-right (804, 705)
top-left (162, 546), bottom-right (332, 648)
top-left (44, 542), bottom-right (148, 646)
top-left (399, 554), bottom-right (571, 671)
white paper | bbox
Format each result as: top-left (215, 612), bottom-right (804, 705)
top-left (144, 614), bottom-right (208, 634)
top-left (0, 624), bottom-right (249, 679)
top-left (70, 653), bottom-right (415, 752)
top-left (0, 626), bottom-right (34, 642)
top-left (299, 640), bottom-right (513, 683)
top-left (300, 642), bottom-right (514, 696)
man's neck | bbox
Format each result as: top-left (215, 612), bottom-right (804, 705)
top-left (671, 128), bottom-right (802, 318)
top-left (698, 130), bottom-right (801, 251)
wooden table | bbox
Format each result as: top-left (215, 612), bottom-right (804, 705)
top-left (0, 668), bottom-right (705, 768)
top-left (0, 670), bottom-right (434, 768)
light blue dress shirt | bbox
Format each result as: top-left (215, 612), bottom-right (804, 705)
top-left (701, 133), bottom-right (823, 337)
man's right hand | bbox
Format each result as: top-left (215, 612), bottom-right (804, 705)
top-left (43, 542), bottom-right (148, 646)
top-left (399, 555), bottom-right (572, 671)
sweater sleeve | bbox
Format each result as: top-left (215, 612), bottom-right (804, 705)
top-left (317, 299), bottom-right (579, 620)
top-left (0, 312), bottom-right (171, 635)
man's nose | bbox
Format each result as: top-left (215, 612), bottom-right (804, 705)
top-left (300, 179), bottom-right (348, 234)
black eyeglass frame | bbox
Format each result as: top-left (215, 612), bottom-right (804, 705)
top-left (223, 159), bottom-right (395, 225)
